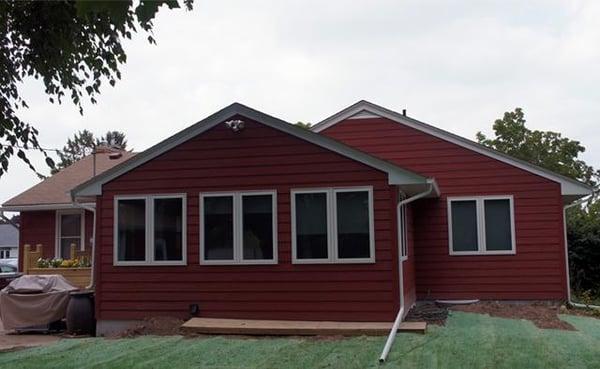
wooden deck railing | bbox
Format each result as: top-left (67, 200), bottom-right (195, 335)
top-left (23, 244), bottom-right (92, 289)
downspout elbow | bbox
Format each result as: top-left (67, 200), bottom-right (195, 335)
top-left (380, 180), bottom-right (436, 363)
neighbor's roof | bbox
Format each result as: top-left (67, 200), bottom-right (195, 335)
top-left (72, 103), bottom-right (438, 197)
top-left (312, 100), bottom-right (593, 198)
top-left (2, 151), bottom-right (136, 210)
top-left (0, 224), bottom-right (18, 246)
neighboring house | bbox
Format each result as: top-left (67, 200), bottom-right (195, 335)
top-left (0, 223), bottom-right (19, 266)
top-left (2, 101), bottom-right (592, 335)
top-left (1, 149), bottom-right (135, 267)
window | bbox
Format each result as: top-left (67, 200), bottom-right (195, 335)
top-left (291, 187), bottom-right (375, 264)
top-left (200, 191), bottom-right (277, 264)
top-left (0, 248), bottom-right (11, 259)
top-left (448, 196), bottom-right (515, 255)
top-left (114, 194), bottom-right (186, 265)
top-left (56, 210), bottom-right (84, 259)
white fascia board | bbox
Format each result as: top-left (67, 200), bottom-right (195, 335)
top-left (0, 203), bottom-right (95, 212)
top-left (313, 101), bottom-right (593, 197)
top-left (72, 103), bottom-right (430, 197)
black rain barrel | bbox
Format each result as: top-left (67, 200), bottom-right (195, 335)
top-left (66, 290), bottom-right (96, 336)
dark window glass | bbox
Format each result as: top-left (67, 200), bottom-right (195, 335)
top-left (203, 196), bottom-right (234, 260)
top-left (336, 191), bottom-right (371, 259)
top-left (484, 199), bottom-right (512, 251)
top-left (242, 195), bottom-right (274, 260)
top-left (59, 213), bottom-right (81, 258)
top-left (154, 198), bottom-right (184, 261)
top-left (295, 192), bottom-right (328, 259)
top-left (451, 200), bottom-right (478, 252)
top-left (61, 214), bottom-right (81, 237)
top-left (117, 199), bottom-right (146, 261)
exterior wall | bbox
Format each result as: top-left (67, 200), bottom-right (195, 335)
top-left (402, 204), bottom-right (417, 310)
top-left (321, 117), bottom-right (567, 301)
top-left (96, 116), bottom-right (399, 322)
top-left (18, 210), bottom-right (94, 270)
top-left (19, 211), bottom-right (55, 270)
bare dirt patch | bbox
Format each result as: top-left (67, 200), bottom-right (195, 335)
top-left (451, 301), bottom-right (576, 331)
top-left (118, 317), bottom-right (184, 337)
top-left (560, 305), bottom-right (600, 320)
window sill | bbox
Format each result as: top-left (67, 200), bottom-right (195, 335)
top-left (200, 259), bottom-right (278, 265)
top-left (292, 258), bottom-right (376, 265)
top-left (113, 261), bottom-right (187, 266)
top-left (449, 251), bottom-right (515, 256)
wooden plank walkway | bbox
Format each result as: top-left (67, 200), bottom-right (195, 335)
top-left (181, 318), bottom-right (426, 336)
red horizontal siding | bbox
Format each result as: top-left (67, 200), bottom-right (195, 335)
top-left (322, 117), bottom-right (567, 301)
top-left (96, 116), bottom-right (398, 322)
top-left (18, 210), bottom-right (93, 270)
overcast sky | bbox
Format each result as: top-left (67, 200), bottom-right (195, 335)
top-left (2, 0), bottom-right (600, 205)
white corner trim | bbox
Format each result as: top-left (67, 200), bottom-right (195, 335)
top-left (312, 101), bottom-right (592, 197)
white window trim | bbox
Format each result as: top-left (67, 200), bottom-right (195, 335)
top-left (199, 190), bottom-right (278, 265)
top-left (291, 186), bottom-right (375, 264)
top-left (447, 195), bottom-right (516, 256)
top-left (55, 209), bottom-right (85, 259)
top-left (113, 193), bottom-right (187, 266)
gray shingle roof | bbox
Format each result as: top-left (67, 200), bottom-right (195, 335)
top-left (0, 224), bottom-right (18, 246)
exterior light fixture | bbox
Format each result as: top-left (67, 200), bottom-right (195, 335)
top-left (225, 119), bottom-right (245, 132)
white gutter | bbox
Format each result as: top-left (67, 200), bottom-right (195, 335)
top-left (563, 192), bottom-right (600, 310)
top-left (379, 181), bottom-right (435, 363)
top-left (0, 203), bottom-right (95, 212)
top-left (72, 200), bottom-right (96, 290)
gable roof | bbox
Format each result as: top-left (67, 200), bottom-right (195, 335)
top-left (2, 151), bottom-right (136, 211)
top-left (72, 103), bottom-right (437, 197)
top-left (312, 100), bottom-right (593, 198)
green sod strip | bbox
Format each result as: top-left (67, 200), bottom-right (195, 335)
top-left (2, 312), bottom-right (600, 369)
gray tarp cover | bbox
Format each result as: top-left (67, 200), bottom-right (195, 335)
top-left (0, 275), bottom-right (78, 330)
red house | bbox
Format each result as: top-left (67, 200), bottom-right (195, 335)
top-left (3, 101), bottom-right (592, 335)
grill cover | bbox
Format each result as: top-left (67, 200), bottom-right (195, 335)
top-left (0, 275), bottom-right (78, 330)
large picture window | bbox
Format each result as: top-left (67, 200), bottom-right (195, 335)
top-left (448, 196), bottom-right (515, 255)
top-left (56, 210), bottom-right (84, 259)
top-left (114, 194), bottom-right (186, 265)
top-left (291, 187), bottom-right (375, 264)
top-left (200, 191), bottom-right (277, 265)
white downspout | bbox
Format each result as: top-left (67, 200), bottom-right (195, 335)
top-left (379, 181), bottom-right (435, 363)
top-left (563, 192), bottom-right (600, 310)
top-left (72, 201), bottom-right (96, 290)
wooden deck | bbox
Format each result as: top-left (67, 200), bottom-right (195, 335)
top-left (181, 318), bottom-right (426, 336)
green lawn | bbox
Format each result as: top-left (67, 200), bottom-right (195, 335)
top-left (2, 312), bottom-right (600, 369)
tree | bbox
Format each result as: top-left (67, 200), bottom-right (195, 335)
top-left (567, 200), bottom-right (600, 294)
top-left (295, 121), bottom-right (313, 130)
top-left (478, 108), bottom-right (600, 298)
top-left (477, 108), bottom-right (599, 186)
top-left (53, 130), bottom-right (128, 173)
top-left (0, 0), bottom-right (193, 178)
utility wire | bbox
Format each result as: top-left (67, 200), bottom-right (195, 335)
top-left (0, 143), bottom-right (61, 152)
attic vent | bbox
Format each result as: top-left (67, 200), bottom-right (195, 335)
top-left (108, 152), bottom-right (123, 159)
top-left (348, 110), bottom-right (381, 120)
